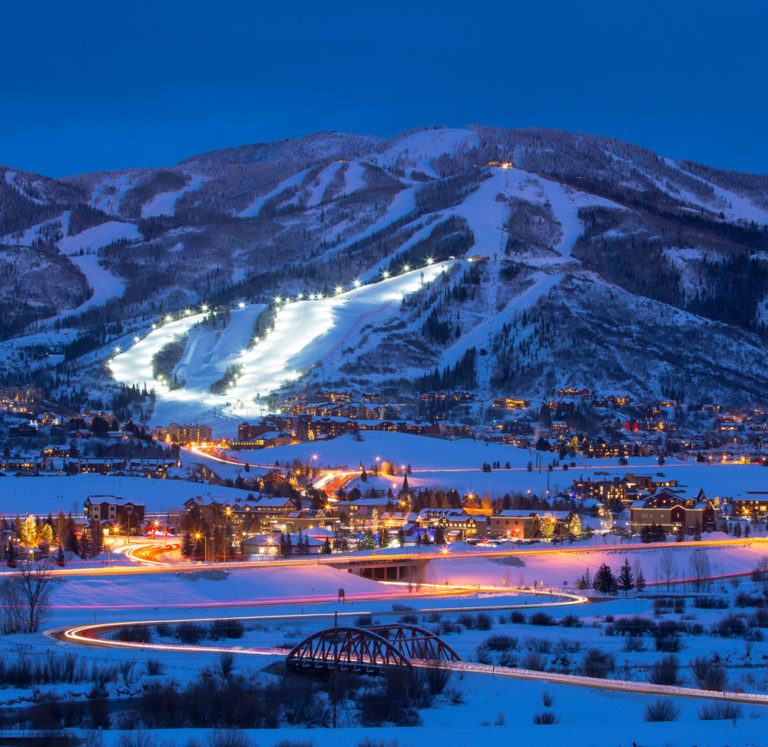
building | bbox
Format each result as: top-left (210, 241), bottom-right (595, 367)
top-left (489, 510), bottom-right (540, 539)
top-left (629, 488), bottom-right (719, 534)
top-left (439, 511), bottom-right (486, 540)
top-left (167, 423), bottom-right (213, 444)
top-left (730, 492), bottom-right (768, 518)
top-left (183, 494), bottom-right (297, 527)
top-left (84, 495), bottom-right (146, 531)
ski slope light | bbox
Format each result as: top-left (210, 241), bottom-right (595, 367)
top-left (238, 301), bottom-right (246, 309)
top-left (274, 296), bottom-right (282, 304)
top-left (382, 270), bottom-right (390, 279)
top-left (335, 286), bottom-right (343, 295)
top-left (353, 279), bottom-right (361, 288)
top-left (165, 314), bottom-right (173, 322)
top-left (402, 264), bottom-right (411, 272)
top-left (426, 257), bottom-right (434, 265)
top-left (133, 336), bottom-right (139, 343)
top-left (201, 304), bottom-right (209, 312)
top-left (114, 346), bottom-right (121, 354)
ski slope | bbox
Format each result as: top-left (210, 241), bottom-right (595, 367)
top-left (108, 263), bottom-right (451, 423)
top-left (227, 262), bottom-right (453, 409)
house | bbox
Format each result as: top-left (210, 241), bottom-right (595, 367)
top-left (489, 510), bottom-right (540, 539)
top-left (629, 487), bottom-right (719, 534)
top-left (84, 495), bottom-right (145, 531)
top-left (731, 492), bottom-right (768, 517)
top-left (439, 511), bottom-right (486, 540)
top-left (183, 494), bottom-right (297, 527)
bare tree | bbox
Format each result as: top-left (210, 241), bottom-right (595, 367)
top-left (689, 549), bottom-right (711, 593)
top-left (658, 551), bottom-right (676, 592)
top-left (0, 561), bottom-right (57, 633)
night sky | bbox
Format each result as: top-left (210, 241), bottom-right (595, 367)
top-left (2, 0), bottom-right (765, 177)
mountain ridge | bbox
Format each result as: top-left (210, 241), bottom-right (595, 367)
top-left (2, 125), bottom-right (768, 420)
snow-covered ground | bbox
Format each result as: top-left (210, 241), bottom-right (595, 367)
top-left (0, 473), bottom-right (253, 516)
top-left (57, 221), bottom-right (140, 255)
top-left (66, 253), bottom-right (126, 312)
top-left (111, 263), bottom-right (452, 424)
top-left (140, 174), bottom-right (207, 217)
top-left (221, 430), bottom-right (768, 501)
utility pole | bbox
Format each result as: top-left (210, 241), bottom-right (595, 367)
top-left (333, 610), bottom-right (339, 728)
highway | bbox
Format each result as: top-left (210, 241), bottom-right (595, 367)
top-left (53, 589), bottom-right (768, 709)
top-left (20, 533), bottom-right (768, 579)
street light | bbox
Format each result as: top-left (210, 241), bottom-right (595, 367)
top-left (194, 532), bottom-right (208, 562)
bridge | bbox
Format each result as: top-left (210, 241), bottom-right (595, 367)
top-left (286, 623), bottom-right (460, 674)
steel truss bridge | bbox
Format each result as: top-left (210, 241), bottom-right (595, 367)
top-left (286, 623), bottom-right (461, 674)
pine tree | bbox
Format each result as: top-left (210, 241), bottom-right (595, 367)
top-left (89, 518), bottom-right (103, 557)
top-left (7, 543), bottom-right (16, 568)
top-left (618, 558), bottom-right (634, 595)
top-left (40, 524), bottom-right (53, 545)
top-left (20, 515), bottom-right (37, 547)
top-left (322, 538), bottom-right (332, 554)
top-left (56, 544), bottom-right (66, 567)
top-left (593, 563), bottom-right (617, 594)
top-left (181, 531), bottom-right (193, 558)
top-left (635, 567), bottom-right (646, 593)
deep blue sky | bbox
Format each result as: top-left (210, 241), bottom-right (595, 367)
top-left (2, 0), bottom-right (766, 177)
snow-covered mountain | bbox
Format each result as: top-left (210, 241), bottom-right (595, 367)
top-left (2, 125), bottom-right (768, 418)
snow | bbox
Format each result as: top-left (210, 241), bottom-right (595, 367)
top-left (374, 127), bottom-right (480, 175)
top-left (223, 430), bottom-right (768, 500)
top-left (174, 303), bottom-right (267, 393)
top-left (110, 265), bottom-right (449, 424)
top-left (66, 254), bottom-right (126, 311)
top-left (306, 162), bottom-right (343, 206)
top-left (0, 473), bottom-right (255, 516)
top-left (440, 270), bottom-right (563, 367)
top-left (218, 262), bottom-right (452, 416)
top-left (667, 157), bottom-right (768, 226)
top-left (451, 166), bottom-right (621, 264)
top-left (88, 171), bottom-right (142, 215)
top-left (325, 186), bottom-right (416, 259)
top-left (57, 221), bottom-right (140, 255)
top-left (237, 168), bottom-right (312, 218)
top-left (109, 311), bottom-right (208, 395)
top-left (53, 565), bottom-right (386, 612)
top-left (140, 174), bottom-right (207, 218)
top-left (342, 160), bottom-right (368, 193)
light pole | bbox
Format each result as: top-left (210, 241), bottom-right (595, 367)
top-left (194, 532), bottom-right (207, 562)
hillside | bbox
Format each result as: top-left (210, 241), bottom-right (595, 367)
top-left (2, 126), bottom-right (768, 421)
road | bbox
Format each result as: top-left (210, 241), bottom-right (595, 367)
top-left (53, 590), bottom-right (768, 709)
top-left (21, 533), bottom-right (768, 579)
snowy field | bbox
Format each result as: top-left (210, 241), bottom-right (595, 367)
top-left (0, 473), bottom-right (253, 516)
top-left (221, 430), bottom-right (768, 501)
top-left (110, 263), bottom-right (452, 425)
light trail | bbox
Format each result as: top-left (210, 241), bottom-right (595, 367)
top-left (56, 587), bottom-right (586, 646)
top-left (54, 588), bottom-right (768, 709)
top-left (20, 535), bottom-right (768, 579)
